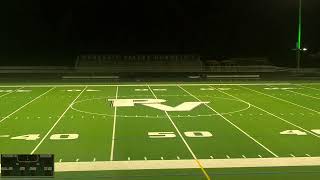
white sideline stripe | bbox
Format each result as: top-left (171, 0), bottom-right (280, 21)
top-left (216, 86), bottom-right (320, 139)
top-left (2, 157), bottom-right (314, 172)
top-left (0, 87), bottom-right (55, 124)
top-left (0, 87), bottom-right (24, 98)
top-left (179, 86), bottom-right (278, 157)
top-left (110, 86), bottom-right (118, 161)
top-left (0, 83), bottom-right (291, 88)
top-left (284, 89), bottom-right (320, 100)
top-left (295, 84), bottom-right (320, 92)
top-left (147, 85), bottom-right (209, 178)
top-left (30, 87), bottom-right (87, 154)
top-left (242, 86), bottom-right (320, 114)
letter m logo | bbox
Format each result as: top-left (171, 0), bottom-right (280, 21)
top-left (108, 99), bottom-right (209, 112)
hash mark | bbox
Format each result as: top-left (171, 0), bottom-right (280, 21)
top-left (161, 157), bottom-right (164, 160)
top-left (306, 154), bottom-right (311, 157)
top-left (177, 156), bottom-right (180, 160)
top-left (93, 158), bottom-right (96, 162)
top-left (242, 155), bottom-right (246, 158)
top-left (128, 157), bottom-right (130, 161)
top-left (226, 155), bottom-right (230, 159)
top-left (144, 157), bottom-right (147, 160)
top-left (258, 155), bottom-right (262, 158)
top-left (210, 156), bottom-right (214, 159)
top-left (290, 154), bottom-right (295, 157)
top-left (59, 159), bottom-right (62, 162)
top-left (76, 158), bottom-right (79, 162)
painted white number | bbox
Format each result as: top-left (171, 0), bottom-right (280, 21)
top-left (148, 132), bottom-right (176, 138)
top-left (184, 131), bottom-right (213, 138)
top-left (311, 129), bottom-right (320, 135)
top-left (135, 89), bottom-right (149, 92)
top-left (149, 131), bottom-right (213, 138)
top-left (50, 134), bottom-right (79, 140)
top-left (200, 88), bottom-right (215, 91)
top-left (11, 134), bottom-right (40, 141)
top-left (280, 130), bottom-right (307, 136)
top-left (10, 134), bottom-right (79, 141)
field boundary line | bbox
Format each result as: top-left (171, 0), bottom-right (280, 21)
top-left (0, 87), bottom-right (55, 124)
top-left (30, 86), bottom-right (88, 154)
top-left (211, 86), bottom-right (320, 139)
top-left (110, 86), bottom-right (118, 161)
top-left (241, 86), bottom-right (320, 114)
top-left (296, 84), bottom-right (320, 92)
top-left (0, 87), bottom-right (24, 98)
top-left (0, 83), bottom-right (291, 88)
top-left (0, 157), bottom-right (313, 172)
top-left (147, 85), bottom-right (211, 180)
top-left (179, 85), bottom-right (278, 157)
top-left (279, 87), bottom-right (320, 100)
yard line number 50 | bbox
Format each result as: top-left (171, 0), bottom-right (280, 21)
top-left (148, 131), bottom-right (213, 138)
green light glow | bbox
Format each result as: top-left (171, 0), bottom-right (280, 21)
top-left (297, 0), bottom-right (302, 49)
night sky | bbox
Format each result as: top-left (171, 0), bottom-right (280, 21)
top-left (2, 0), bottom-right (320, 66)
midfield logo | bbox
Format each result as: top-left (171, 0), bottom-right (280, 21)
top-left (108, 99), bottom-right (209, 112)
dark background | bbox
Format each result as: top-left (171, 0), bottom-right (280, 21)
top-left (1, 0), bottom-right (320, 66)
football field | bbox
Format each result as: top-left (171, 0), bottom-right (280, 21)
top-left (1, 82), bottom-right (320, 179)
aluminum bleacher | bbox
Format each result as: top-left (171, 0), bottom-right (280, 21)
top-left (75, 54), bottom-right (203, 72)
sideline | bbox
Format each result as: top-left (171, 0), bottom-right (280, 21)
top-left (0, 83), bottom-right (292, 88)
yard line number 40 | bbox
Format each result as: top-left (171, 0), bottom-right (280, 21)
top-left (280, 129), bottom-right (320, 136)
top-left (10, 134), bottom-right (78, 141)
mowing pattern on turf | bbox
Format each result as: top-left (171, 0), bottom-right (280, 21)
top-left (1, 83), bottom-right (320, 177)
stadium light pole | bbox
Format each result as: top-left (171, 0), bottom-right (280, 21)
top-left (296, 0), bottom-right (302, 72)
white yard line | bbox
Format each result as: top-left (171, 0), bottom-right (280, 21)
top-left (147, 85), bottom-right (211, 180)
top-left (110, 86), bottom-right (118, 161)
top-left (0, 87), bottom-right (55, 124)
top-left (30, 86), bottom-right (87, 154)
top-left (0, 87), bottom-right (24, 98)
top-left (179, 86), bottom-right (278, 157)
top-left (0, 83), bottom-right (292, 88)
top-left (212, 86), bottom-right (320, 139)
top-left (241, 86), bottom-right (320, 114)
top-left (1, 157), bottom-right (313, 172)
